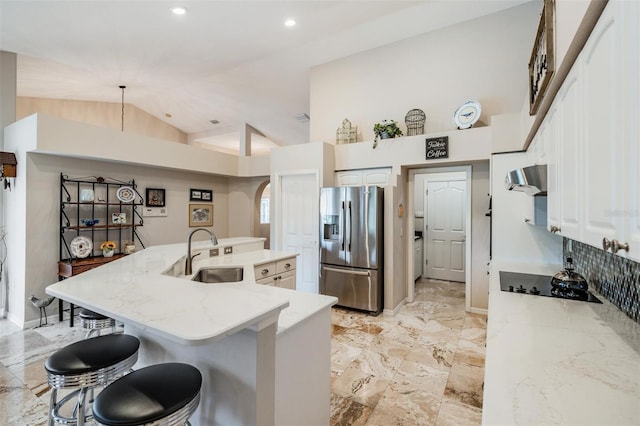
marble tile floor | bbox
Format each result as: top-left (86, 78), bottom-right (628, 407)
top-left (330, 278), bottom-right (487, 426)
top-left (0, 278), bottom-right (486, 425)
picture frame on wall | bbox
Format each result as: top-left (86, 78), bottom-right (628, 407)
top-left (145, 188), bottom-right (166, 207)
top-left (528, 0), bottom-right (555, 115)
top-left (189, 203), bottom-right (213, 227)
top-left (190, 188), bottom-right (212, 202)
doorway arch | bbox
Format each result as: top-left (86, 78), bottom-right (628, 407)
top-left (254, 180), bottom-right (271, 249)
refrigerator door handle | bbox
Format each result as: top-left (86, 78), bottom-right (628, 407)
top-left (347, 201), bottom-right (352, 252)
top-left (322, 266), bottom-right (371, 277)
top-left (340, 201), bottom-right (345, 251)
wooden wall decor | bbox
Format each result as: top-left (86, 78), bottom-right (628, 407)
top-left (528, 0), bottom-right (555, 116)
top-left (0, 151), bottom-right (17, 178)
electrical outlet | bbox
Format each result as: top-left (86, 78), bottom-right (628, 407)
top-left (209, 248), bottom-right (219, 257)
top-left (224, 246), bottom-right (233, 254)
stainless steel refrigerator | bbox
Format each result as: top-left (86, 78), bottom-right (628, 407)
top-left (320, 186), bottom-right (384, 314)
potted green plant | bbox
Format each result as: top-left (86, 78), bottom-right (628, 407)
top-left (373, 120), bottom-right (403, 140)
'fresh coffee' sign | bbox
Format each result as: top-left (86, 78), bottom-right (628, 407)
top-left (425, 137), bottom-right (448, 160)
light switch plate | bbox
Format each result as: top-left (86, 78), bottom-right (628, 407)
top-left (143, 207), bottom-right (168, 217)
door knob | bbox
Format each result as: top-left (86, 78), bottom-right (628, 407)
top-left (611, 239), bottom-right (629, 253)
top-left (602, 237), bottom-right (612, 251)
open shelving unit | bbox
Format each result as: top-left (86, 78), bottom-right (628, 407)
top-left (58, 173), bottom-right (146, 325)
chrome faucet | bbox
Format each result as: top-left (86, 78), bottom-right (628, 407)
top-left (185, 227), bottom-right (218, 275)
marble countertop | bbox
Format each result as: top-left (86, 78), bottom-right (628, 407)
top-left (47, 238), bottom-right (337, 345)
top-left (483, 260), bottom-right (640, 425)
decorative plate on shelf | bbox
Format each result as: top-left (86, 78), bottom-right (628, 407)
top-left (70, 236), bottom-right (93, 258)
top-left (453, 100), bottom-right (482, 130)
top-left (116, 186), bottom-right (135, 203)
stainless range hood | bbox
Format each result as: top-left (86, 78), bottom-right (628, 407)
top-left (505, 164), bottom-right (547, 196)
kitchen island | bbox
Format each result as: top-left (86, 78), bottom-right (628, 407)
top-left (483, 261), bottom-right (640, 425)
top-left (46, 238), bottom-right (337, 426)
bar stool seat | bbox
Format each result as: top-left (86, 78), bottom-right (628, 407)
top-left (93, 363), bottom-right (202, 426)
top-left (45, 334), bottom-right (140, 425)
top-left (79, 308), bottom-right (116, 339)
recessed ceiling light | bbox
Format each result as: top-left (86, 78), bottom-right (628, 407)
top-left (210, 119), bottom-right (220, 125)
top-left (171, 7), bottom-right (187, 15)
top-left (284, 18), bottom-right (296, 27)
top-left (165, 113), bottom-right (172, 118)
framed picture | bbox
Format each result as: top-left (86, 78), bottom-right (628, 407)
top-left (112, 212), bottom-right (127, 224)
top-left (145, 188), bottom-right (166, 207)
top-left (201, 189), bottom-right (213, 201)
top-left (190, 189), bottom-right (202, 201)
top-left (190, 188), bottom-right (213, 202)
top-left (189, 203), bottom-right (213, 227)
top-left (528, 0), bottom-right (555, 115)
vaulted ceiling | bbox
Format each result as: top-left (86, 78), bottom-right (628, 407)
top-left (0, 0), bottom-right (530, 153)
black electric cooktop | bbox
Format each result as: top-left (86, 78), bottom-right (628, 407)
top-left (499, 271), bottom-right (602, 304)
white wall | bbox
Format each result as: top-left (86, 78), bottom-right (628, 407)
top-left (18, 97), bottom-right (188, 144)
top-left (310, 2), bottom-right (542, 144)
top-left (491, 152), bottom-right (562, 264)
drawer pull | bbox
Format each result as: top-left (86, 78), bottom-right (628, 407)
top-left (284, 263), bottom-right (291, 269)
top-left (261, 269), bottom-right (269, 275)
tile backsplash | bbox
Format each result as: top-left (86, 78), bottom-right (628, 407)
top-left (564, 238), bottom-right (640, 324)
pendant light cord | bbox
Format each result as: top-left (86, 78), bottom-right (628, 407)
top-left (119, 85), bottom-right (126, 132)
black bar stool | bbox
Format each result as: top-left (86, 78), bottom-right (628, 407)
top-left (93, 363), bottom-right (202, 426)
top-left (79, 309), bottom-right (116, 339)
top-left (45, 334), bottom-right (140, 426)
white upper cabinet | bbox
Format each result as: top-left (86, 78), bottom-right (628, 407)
top-left (541, 1), bottom-right (639, 260)
top-left (335, 168), bottom-right (391, 187)
top-left (623, 0), bottom-right (640, 260)
top-left (545, 99), bottom-right (560, 233)
top-left (580, 1), bottom-right (625, 251)
top-left (557, 66), bottom-right (581, 240)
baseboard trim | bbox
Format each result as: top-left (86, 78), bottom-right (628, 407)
top-left (468, 307), bottom-right (488, 316)
top-left (384, 298), bottom-right (407, 317)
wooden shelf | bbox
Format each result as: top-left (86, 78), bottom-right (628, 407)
top-left (58, 254), bottom-right (126, 278)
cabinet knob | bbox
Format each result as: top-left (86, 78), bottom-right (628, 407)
top-left (602, 237), bottom-right (612, 251)
top-left (611, 239), bottom-right (629, 253)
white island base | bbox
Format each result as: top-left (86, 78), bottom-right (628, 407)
top-left (127, 306), bottom-right (331, 426)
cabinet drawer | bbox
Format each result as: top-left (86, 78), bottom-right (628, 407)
top-left (254, 262), bottom-right (276, 279)
top-left (256, 276), bottom-right (278, 286)
top-left (276, 257), bottom-right (296, 274)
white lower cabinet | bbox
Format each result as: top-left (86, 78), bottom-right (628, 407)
top-left (254, 257), bottom-right (297, 289)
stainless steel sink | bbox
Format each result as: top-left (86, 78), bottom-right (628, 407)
top-left (191, 266), bottom-right (243, 283)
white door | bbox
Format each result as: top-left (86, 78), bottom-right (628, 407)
top-left (280, 173), bottom-right (319, 293)
top-left (425, 177), bottom-right (466, 282)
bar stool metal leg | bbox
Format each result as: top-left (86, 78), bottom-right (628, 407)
top-left (45, 334), bottom-right (139, 426)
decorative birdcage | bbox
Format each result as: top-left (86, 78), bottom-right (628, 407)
top-left (336, 119), bottom-right (357, 144)
top-left (404, 109), bottom-right (426, 136)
